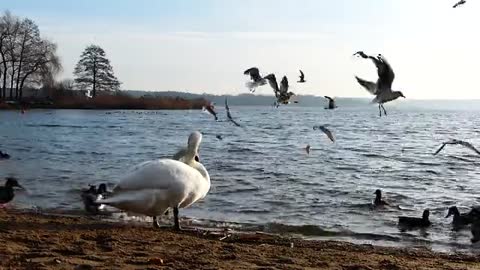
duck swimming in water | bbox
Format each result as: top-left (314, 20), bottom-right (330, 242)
top-left (445, 206), bottom-right (473, 227)
top-left (398, 209), bottom-right (431, 228)
top-left (0, 151), bottom-right (10, 160)
top-left (373, 189), bottom-right (389, 207)
top-left (471, 219), bottom-right (480, 243)
top-left (0, 177), bottom-right (24, 206)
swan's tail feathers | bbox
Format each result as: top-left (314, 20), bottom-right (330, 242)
top-left (96, 190), bottom-right (168, 215)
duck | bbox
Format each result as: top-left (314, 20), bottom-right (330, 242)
top-left (445, 206), bottom-right (472, 227)
top-left (81, 183), bottom-right (109, 214)
top-left (398, 209), bottom-right (431, 228)
top-left (373, 189), bottom-right (389, 207)
top-left (471, 219), bottom-right (480, 243)
top-left (0, 177), bottom-right (24, 206)
top-left (97, 131), bottom-right (210, 230)
top-left (0, 151), bottom-right (10, 160)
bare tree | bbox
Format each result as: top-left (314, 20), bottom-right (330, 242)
top-left (73, 45), bottom-right (121, 98)
top-left (0, 10), bottom-right (61, 101)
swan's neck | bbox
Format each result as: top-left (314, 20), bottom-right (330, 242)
top-left (193, 162), bottom-right (210, 184)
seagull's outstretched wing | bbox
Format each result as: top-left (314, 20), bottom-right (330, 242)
top-left (355, 76), bottom-right (377, 95)
top-left (433, 143), bottom-right (448, 155)
top-left (354, 51), bottom-right (390, 90)
top-left (313, 125), bottom-right (335, 143)
top-left (299, 70), bottom-right (305, 81)
top-left (377, 55), bottom-right (395, 91)
top-left (453, 0), bottom-right (466, 8)
top-left (324, 96), bottom-right (334, 102)
top-left (264, 74), bottom-right (279, 97)
top-left (459, 141), bottom-right (480, 155)
top-left (280, 76), bottom-right (289, 94)
top-left (244, 67), bottom-right (262, 82)
top-left (225, 98), bottom-right (241, 127)
top-left (203, 105), bottom-right (218, 121)
top-left (433, 139), bottom-right (480, 156)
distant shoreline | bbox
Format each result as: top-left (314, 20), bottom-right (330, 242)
top-left (0, 95), bottom-right (209, 111)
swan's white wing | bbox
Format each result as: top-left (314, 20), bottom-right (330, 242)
top-left (99, 189), bottom-right (155, 206)
top-left (115, 159), bottom-right (205, 192)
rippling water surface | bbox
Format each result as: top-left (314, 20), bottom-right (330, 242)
top-left (1, 104), bottom-right (480, 253)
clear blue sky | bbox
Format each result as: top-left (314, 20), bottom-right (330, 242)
top-left (2, 0), bottom-right (479, 99)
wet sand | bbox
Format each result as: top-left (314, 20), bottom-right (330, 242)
top-left (1, 210), bottom-right (480, 270)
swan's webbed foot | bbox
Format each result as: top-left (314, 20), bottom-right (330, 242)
top-left (173, 206), bottom-right (181, 231)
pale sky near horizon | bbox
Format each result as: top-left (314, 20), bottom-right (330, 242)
top-left (1, 0), bottom-right (479, 99)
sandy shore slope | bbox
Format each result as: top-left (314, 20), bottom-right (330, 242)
top-left (1, 210), bottom-right (480, 269)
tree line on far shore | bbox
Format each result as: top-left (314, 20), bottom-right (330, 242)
top-left (0, 10), bottom-right (208, 110)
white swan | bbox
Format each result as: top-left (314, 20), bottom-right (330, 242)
top-left (97, 131), bottom-right (210, 229)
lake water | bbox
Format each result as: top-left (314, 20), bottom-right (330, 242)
top-left (1, 102), bottom-right (480, 253)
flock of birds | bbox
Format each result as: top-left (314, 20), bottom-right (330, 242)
top-left (0, 0), bottom-right (477, 249)
top-left (373, 189), bottom-right (480, 243)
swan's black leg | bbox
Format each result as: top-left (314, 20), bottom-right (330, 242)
top-left (153, 216), bottom-right (160, 228)
top-left (173, 206), bottom-right (180, 231)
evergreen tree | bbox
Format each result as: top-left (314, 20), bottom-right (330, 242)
top-left (73, 45), bottom-right (120, 97)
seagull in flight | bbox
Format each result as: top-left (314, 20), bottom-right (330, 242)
top-left (324, 96), bottom-right (337, 110)
top-left (453, 0), bottom-right (466, 8)
top-left (203, 103), bottom-right (218, 121)
top-left (244, 67), bottom-right (266, 92)
top-left (354, 51), bottom-right (405, 117)
top-left (433, 139), bottom-right (480, 156)
top-left (313, 125), bottom-right (335, 143)
top-left (264, 74), bottom-right (295, 106)
top-left (225, 98), bottom-right (241, 127)
top-left (298, 70), bottom-right (306, 83)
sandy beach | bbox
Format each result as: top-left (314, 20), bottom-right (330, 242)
top-left (0, 210), bottom-right (479, 270)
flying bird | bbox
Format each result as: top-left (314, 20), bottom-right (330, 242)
top-left (433, 139), bottom-right (480, 156)
top-left (244, 67), bottom-right (266, 92)
top-left (324, 96), bottom-right (337, 110)
top-left (203, 103), bottom-right (218, 121)
top-left (264, 74), bottom-right (295, 105)
top-left (305, 144), bottom-right (311, 154)
top-left (225, 98), bottom-right (241, 127)
top-left (354, 51), bottom-right (405, 117)
top-left (453, 0), bottom-right (466, 8)
top-left (313, 125), bottom-right (335, 143)
top-left (298, 70), bottom-right (306, 83)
